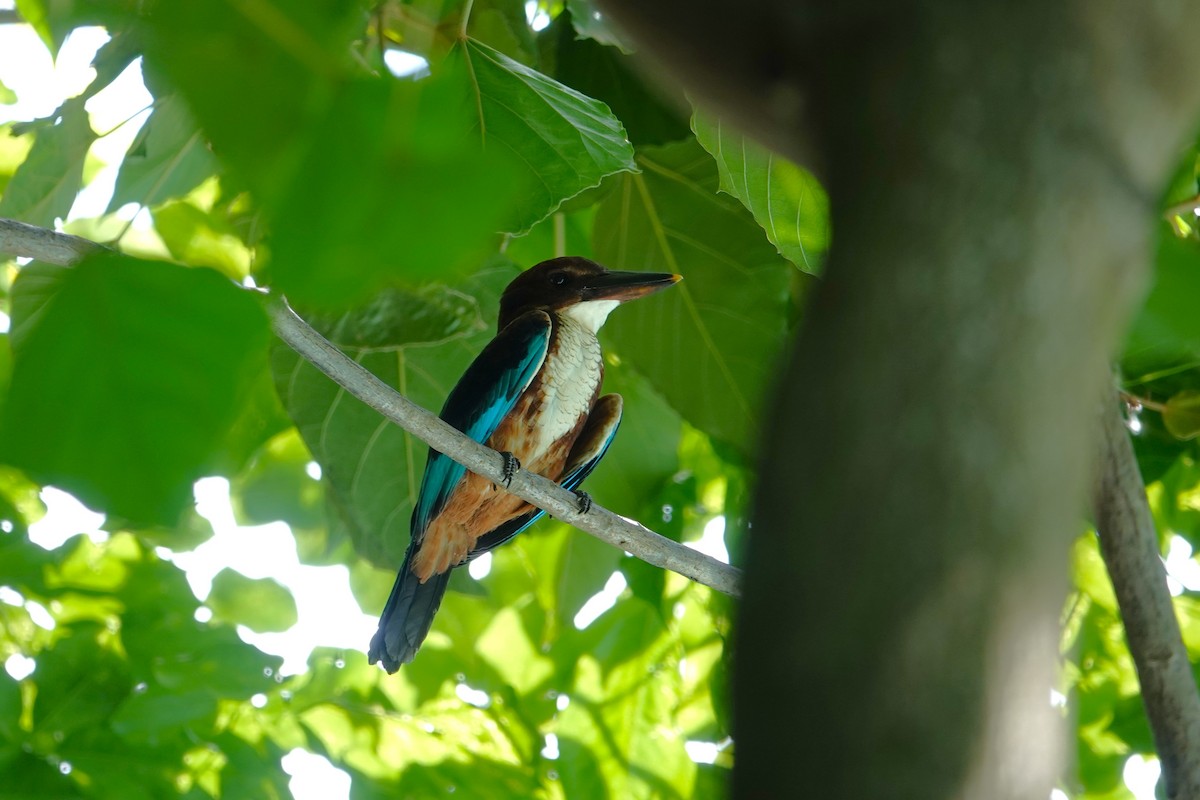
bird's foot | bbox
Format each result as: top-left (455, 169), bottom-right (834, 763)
top-left (573, 490), bottom-right (592, 515)
top-left (499, 451), bottom-right (520, 488)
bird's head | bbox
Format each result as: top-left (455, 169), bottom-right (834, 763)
top-left (498, 257), bottom-right (680, 332)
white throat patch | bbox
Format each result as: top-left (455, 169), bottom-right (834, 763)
top-left (561, 299), bottom-right (620, 334)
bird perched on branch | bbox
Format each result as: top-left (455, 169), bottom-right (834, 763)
top-left (369, 257), bottom-right (679, 672)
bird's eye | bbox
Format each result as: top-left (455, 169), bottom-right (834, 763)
top-left (549, 271), bottom-right (568, 286)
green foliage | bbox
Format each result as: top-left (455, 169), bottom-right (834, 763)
top-left (595, 140), bottom-right (797, 454)
top-left (271, 264), bottom-right (507, 567)
top-left (0, 99), bottom-right (93, 227)
top-left (1064, 159), bottom-right (1200, 799)
top-left (0, 533), bottom-right (284, 798)
top-left (1164, 391), bottom-right (1200, 440)
top-left (454, 37), bottom-right (637, 233)
top-left (207, 570), bottom-right (299, 633)
top-left (540, 13), bottom-right (689, 147)
top-left (692, 112), bottom-right (830, 273)
top-left (1122, 226), bottom-right (1200, 379)
top-left (2, 254), bottom-right (270, 524)
top-left (0, 1), bottom-right (1194, 798)
top-left (106, 95), bottom-right (218, 215)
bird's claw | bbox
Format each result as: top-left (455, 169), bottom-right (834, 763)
top-left (499, 451), bottom-right (520, 488)
top-left (573, 490), bottom-right (592, 515)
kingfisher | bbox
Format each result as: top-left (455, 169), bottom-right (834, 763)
top-left (368, 257), bottom-right (679, 672)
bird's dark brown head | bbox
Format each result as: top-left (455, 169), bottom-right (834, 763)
top-left (498, 257), bottom-right (680, 331)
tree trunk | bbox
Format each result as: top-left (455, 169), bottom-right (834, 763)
top-left (599, 1), bottom-right (1200, 797)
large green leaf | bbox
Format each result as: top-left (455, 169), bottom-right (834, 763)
top-left (594, 139), bottom-right (794, 454)
top-left (1, 254), bottom-right (270, 524)
top-left (265, 76), bottom-right (521, 307)
top-left (467, 0), bottom-right (540, 66)
top-left (456, 37), bottom-right (637, 233)
top-left (271, 262), bottom-right (511, 567)
top-left (106, 94), bottom-right (218, 213)
top-left (152, 200), bottom-right (253, 280)
top-left (544, 14), bottom-right (690, 147)
top-left (232, 429), bottom-right (325, 533)
top-left (206, 569), bottom-right (298, 633)
top-left (1122, 226), bottom-right (1200, 379)
top-left (692, 112), bottom-right (829, 273)
top-left (128, 1), bottom-right (520, 307)
top-left (0, 99), bottom-right (94, 228)
top-left (127, 0), bottom-right (359, 187)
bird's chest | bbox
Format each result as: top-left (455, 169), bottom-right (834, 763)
top-left (509, 317), bottom-right (603, 461)
top-left (532, 319), bottom-right (604, 448)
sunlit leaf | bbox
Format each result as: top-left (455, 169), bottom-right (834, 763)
top-left (14, 0), bottom-right (64, 55)
top-left (0, 98), bottom-right (94, 227)
top-left (233, 429), bottom-right (325, 532)
top-left (558, 598), bottom-right (695, 799)
top-left (206, 569), bottom-right (298, 633)
top-left (153, 199), bottom-right (252, 279)
top-left (476, 607), bottom-right (554, 694)
top-left (107, 95), bottom-right (218, 213)
top-left (0, 123), bottom-right (35, 198)
top-left (1071, 533), bottom-right (1118, 613)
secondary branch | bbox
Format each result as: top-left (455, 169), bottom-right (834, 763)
top-left (1094, 385), bottom-right (1200, 799)
top-left (0, 216), bottom-right (743, 598)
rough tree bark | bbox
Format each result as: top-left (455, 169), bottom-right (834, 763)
top-left (598, 1), bottom-right (1200, 798)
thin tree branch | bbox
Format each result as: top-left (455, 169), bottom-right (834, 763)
top-left (0, 216), bottom-right (743, 597)
top-left (1094, 384), bottom-right (1200, 800)
top-left (0, 218), bottom-right (105, 263)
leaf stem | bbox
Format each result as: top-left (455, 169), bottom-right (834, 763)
top-left (1119, 389), bottom-right (1168, 414)
top-left (459, 0), bottom-right (475, 39)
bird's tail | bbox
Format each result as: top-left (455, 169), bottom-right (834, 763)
top-left (368, 543), bottom-right (451, 673)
